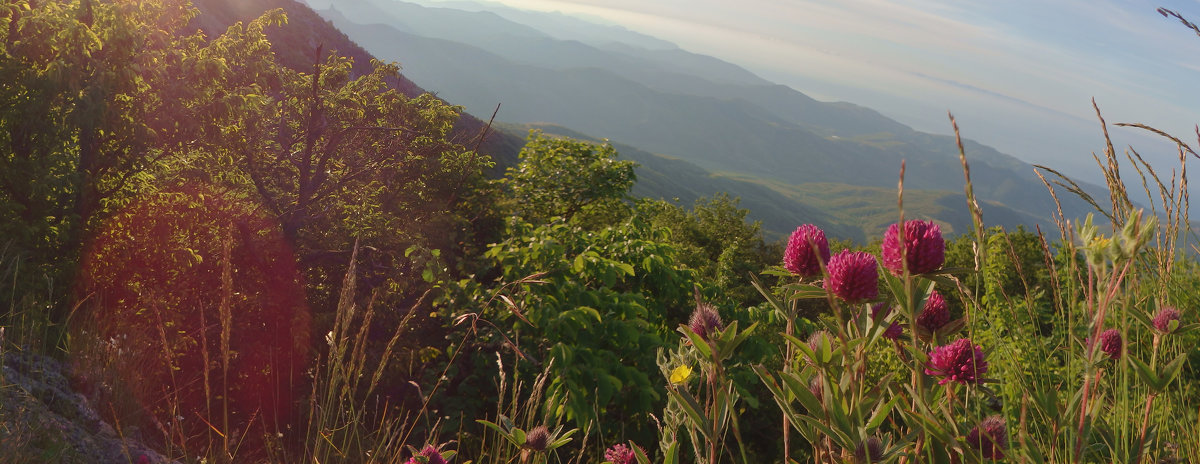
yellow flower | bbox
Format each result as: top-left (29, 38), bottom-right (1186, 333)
top-left (669, 365), bottom-right (693, 385)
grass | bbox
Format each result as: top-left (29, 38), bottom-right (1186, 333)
top-left (2, 84), bottom-right (1200, 464)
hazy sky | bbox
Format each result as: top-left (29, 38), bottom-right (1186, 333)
top-left (432, 0), bottom-right (1200, 187)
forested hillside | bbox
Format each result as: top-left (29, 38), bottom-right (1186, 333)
top-left (309, 0), bottom-right (1104, 239)
top-left (188, 0), bottom-right (525, 166)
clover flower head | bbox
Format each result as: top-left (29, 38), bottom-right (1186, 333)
top-left (1099, 328), bottom-right (1122, 360)
top-left (882, 220), bottom-right (945, 275)
top-left (406, 445), bottom-right (448, 464)
top-left (808, 375), bottom-right (824, 400)
top-left (925, 338), bottom-right (988, 385)
top-left (966, 415), bottom-right (1008, 460)
top-left (688, 303), bottom-right (723, 340)
top-left (785, 224), bottom-right (830, 277)
top-left (871, 302), bottom-right (902, 340)
top-left (524, 426), bottom-right (550, 451)
top-left (1153, 306), bottom-right (1182, 334)
top-left (853, 436), bottom-right (884, 463)
top-left (916, 290), bottom-right (950, 332)
top-left (882, 322), bottom-right (903, 340)
top-left (604, 443), bottom-right (643, 464)
top-left (806, 329), bottom-right (833, 365)
top-left (824, 250), bottom-right (879, 304)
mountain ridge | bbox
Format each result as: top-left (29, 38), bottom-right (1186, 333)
top-left (309, 0), bottom-right (1113, 237)
top-left (192, 0), bottom-right (1103, 241)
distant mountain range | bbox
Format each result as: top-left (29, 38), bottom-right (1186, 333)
top-left (302, 0), bottom-right (1104, 240)
top-left (202, 0), bottom-right (1104, 241)
top-left (188, 0), bottom-right (527, 170)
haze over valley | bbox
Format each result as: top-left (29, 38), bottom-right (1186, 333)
top-left (296, 0), bottom-right (1190, 240)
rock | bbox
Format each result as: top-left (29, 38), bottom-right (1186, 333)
top-left (1, 348), bottom-right (175, 463)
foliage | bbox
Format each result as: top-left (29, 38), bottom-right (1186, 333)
top-left (658, 314), bottom-right (758, 464)
top-left (0, 0), bottom-right (201, 328)
top-left (751, 112), bottom-right (1200, 463)
top-left (5, 2), bottom-right (1200, 464)
top-left (3, 1), bottom-right (490, 461)
top-left (638, 195), bottom-right (778, 306)
top-left (504, 131), bottom-right (635, 223)
top-left (163, 9), bottom-right (487, 313)
top-left (75, 183), bottom-right (310, 460)
top-left (453, 216), bottom-right (694, 445)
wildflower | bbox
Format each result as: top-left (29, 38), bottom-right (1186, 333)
top-left (881, 220), bottom-right (945, 275)
top-left (406, 445), bottom-right (448, 464)
top-left (853, 436), bottom-right (884, 463)
top-left (925, 338), bottom-right (987, 385)
top-left (524, 425), bottom-right (550, 451)
top-left (870, 301), bottom-right (889, 320)
top-left (806, 330), bottom-right (833, 365)
top-left (824, 250), bottom-right (879, 304)
top-left (871, 302), bottom-right (902, 340)
top-left (1099, 328), bottom-right (1122, 360)
top-left (669, 365), bottom-right (692, 385)
top-left (1153, 306), bottom-right (1182, 334)
top-left (808, 375), bottom-right (824, 400)
top-left (882, 321), bottom-right (903, 340)
top-left (785, 224), bottom-right (830, 277)
top-left (916, 290), bottom-right (950, 332)
top-left (688, 303), bottom-right (723, 340)
top-left (966, 415), bottom-right (1008, 460)
top-left (604, 443), bottom-right (643, 464)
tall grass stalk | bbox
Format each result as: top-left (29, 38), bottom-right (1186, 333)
top-left (301, 239), bottom-right (424, 464)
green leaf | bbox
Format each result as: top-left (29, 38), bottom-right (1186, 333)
top-left (548, 428), bottom-right (578, 449)
top-left (1129, 355), bottom-right (1161, 391)
top-left (512, 427), bottom-right (526, 447)
top-left (761, 267), bottom-right (795, 277)
top-left (784, 333), bottom-right (817, 363)
top-left (780, 371), bottom-right (823, 415)
top-left (632, 442), bottom-right (652, 464)
top-left (866, 394), bottom-right (901, 431)
top-left (664, 442), bottom-right (679, 464)
top-left (931, 266), bottom-right (976, 276)
top-left (572, 253), bottom-right (586, 273)
top-left (682, 327), bottom-right (713, 360)
top-left (818, 332), bottom-right (833, 364)
top-left (476, 420), bottom-right (519, 447)
top-left (782, 283), bottom-right (828, 300)
top-left (671, 387), bottom-right (714, 439)
top-left (750, 273), bottom-right (789, 319)
top-left (1161, 352), bottom-right (1189, 387)
top-left (796, 414), bottom-right (852, 449)
top-left (925, 273), bottom-right (959, 289)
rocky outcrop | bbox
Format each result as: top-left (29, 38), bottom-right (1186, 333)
top-left (0, 348), bottom-right (172, 464)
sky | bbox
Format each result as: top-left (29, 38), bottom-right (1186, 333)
top-left (424, 0), bottom-right (1200, 189)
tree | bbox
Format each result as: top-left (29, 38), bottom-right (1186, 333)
top-left (0, 0), bottom-right (203, 328)
top-left (638, 194), bottom-right (777, 306)
top-left (101, 7), bottom-right (494, 318)
top-left (77, 183), bottom-right (310, 460)
top-left (504, 131), bottom-right (636, 223)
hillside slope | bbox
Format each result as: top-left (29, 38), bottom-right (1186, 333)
top-left (188, 0), bottom-right (525, 168)
top-left (310, 0), bottom-right (1099, 230)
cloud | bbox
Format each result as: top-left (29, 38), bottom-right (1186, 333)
top-left (479, 0), bottom-right (1200, 164)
